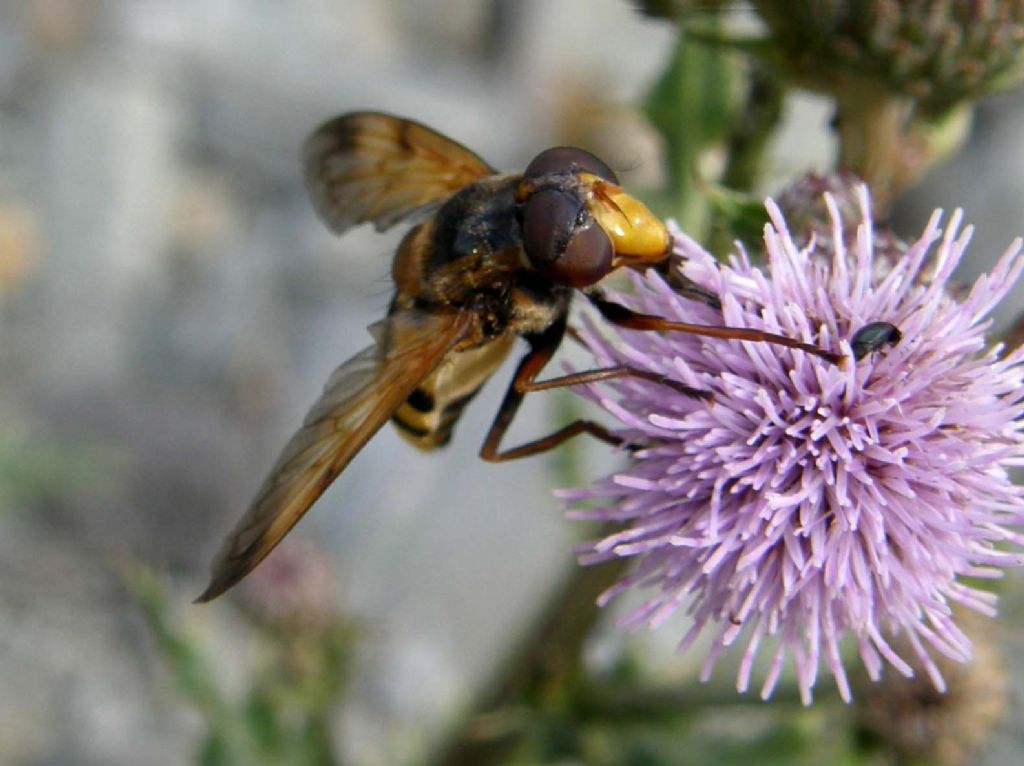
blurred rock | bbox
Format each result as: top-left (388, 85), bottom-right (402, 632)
top-left (0, 202), bottom-right (37, 295)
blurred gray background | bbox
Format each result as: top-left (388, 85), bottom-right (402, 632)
top-left (2, 1), bottom-right (1023, 764)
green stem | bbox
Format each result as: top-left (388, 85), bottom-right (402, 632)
top-left (720, 63), bottom-right (784, 192)
top-left (708, 61), bottom-right (785, 256)
top-left (645, 18), bottom-right (742, 235)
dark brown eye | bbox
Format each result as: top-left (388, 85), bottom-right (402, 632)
top-left (521, 188), bottom-right (613, 287)
top-left (554, 221), bottom-right (614, 287)
top-left (523, 147), bottom-right (619, 184)
top-left (521, 189), bottom-right (576, 266)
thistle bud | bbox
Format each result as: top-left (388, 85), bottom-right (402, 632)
top-left (754, 1), bottom-right (1023, 210)
top-left (855, 612), bottom-right (1008, 766)
top-left (753, 0), bottom-right (1024, 108)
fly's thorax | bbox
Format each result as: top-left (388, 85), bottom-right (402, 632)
top-left (430, 175), bottom-right (523, 271)
top-left (392, 175), bottom-right (529, 309)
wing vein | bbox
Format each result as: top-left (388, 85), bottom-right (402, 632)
top-left (196, 309), bottom-right (475, 602)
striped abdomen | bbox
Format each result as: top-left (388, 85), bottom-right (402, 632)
top-left (391, 333), bottom-right (516, 449)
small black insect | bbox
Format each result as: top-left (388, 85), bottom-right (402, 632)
top-left (851, 321), bottom-right (902, 360)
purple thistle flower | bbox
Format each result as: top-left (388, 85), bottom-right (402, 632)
top-left (562, 186), bottom-right (1024, 704)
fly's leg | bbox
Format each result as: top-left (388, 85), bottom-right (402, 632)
top-left (587, 291), bottom-right (844, 366)
top-left (479, 317), bottom-right (710, 463)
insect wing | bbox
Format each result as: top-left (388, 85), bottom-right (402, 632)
top-left (196, 308), bottom-right (476, 602)
top-left (303, 112), bottom-right (495, 234)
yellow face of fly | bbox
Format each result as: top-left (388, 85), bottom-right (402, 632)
top-left (578, 172), bottom-right (670, 269)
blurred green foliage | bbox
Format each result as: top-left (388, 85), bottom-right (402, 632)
top-left (130, 565), bottom-right (353, 766)
top-left (466, 660), bottom-right (864, 766)
top-left (644, 17), bottom-right (743, 234)
top-left (0, 429), bottom-right (112, 510)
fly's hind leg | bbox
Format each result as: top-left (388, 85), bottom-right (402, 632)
top-left (479, 317), bottom-right (711, 463)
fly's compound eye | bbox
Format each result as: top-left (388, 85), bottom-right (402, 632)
top-left (519, 146), bottom-right (619, 287)
top-left (521, 188), bottom-right (613, 288)
top-left (522, 147), bottom-right (619, 184)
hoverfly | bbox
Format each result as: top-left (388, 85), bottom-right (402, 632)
top-left (195, 112), bottom-right (841, 602)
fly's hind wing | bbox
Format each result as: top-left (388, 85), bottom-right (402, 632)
top-left (196, 308), bottom-right (475, 602)
top-left (303, 112), bottom-right (495, 234)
